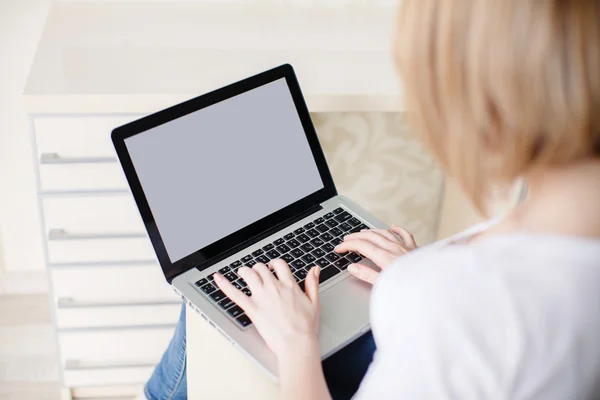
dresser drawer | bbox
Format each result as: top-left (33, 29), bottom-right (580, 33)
top-left (59, 328), bottom-right (175, 365)
top-left (48, 237), bottom-right (155, 264)
top-left (33, 116), bottom-right (140, 158)
top-left (39, 163), bottom-right (127, 192)
top-left (50, 264), bottom-right (176, 302)
top-left (43, 196), bottom-right (144, 235)
top-left (64, 365), bottom-right (154, 388)
top-left (56, 304), bottom-right (181, 329)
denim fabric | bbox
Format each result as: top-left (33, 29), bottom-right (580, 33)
top-left (145, 305), bottom-right (188, 400)
top-left (145, 304), bottom-right (375, 399)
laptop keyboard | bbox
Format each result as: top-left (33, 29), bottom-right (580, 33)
top-left (193, 207), bottom-right (368, 328)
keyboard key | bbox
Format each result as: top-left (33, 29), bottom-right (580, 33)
top-left (242, 288), bottom-right (252, 296)
top-left (358, 224), bottom-right (370, 230)
top-left (349, 218), bottom-right (362, 227)
top-left (334, 257), bottom-right (351, 270)
top-left (333, 207), bottom-right (344, 215)
top-left (274, 238), bottom-right (285, 246)
top-left (325, 219), bottom-right (338, 228)
top-left (209, 290), bottom-right (227, 302)
top-left (291, 248), bottom-right (304, 258)
top-left (298, 280), bottom-right (306, 291)
top-left (310, 238), bottom-right (325, 247)
top-left (300, 243), bottom-right (315, 252)
top-left (284, 233), bottom-right (295, 240)
top-left (319, 265), bottom-right (341, 283)
top-left (294, 228), bottom-right (305, 235)
top-left (316, 258), bottom-right (330, 268)
top-left (207, 274), bottom-right (215, 282)
top-left (245, 259), bottom-right (257, 267)
top-left (322, 243), bottom-right (335, 252)
top-left (306, 229), bottom-right (320, 238)
top-left (312, 248), bottom-right (326, 258)
top-left (218, 297), bottom-right (235, 310)
top-left (252, 249), bottom-right (264, 257)
top-left (262, 243), bottom-right (274, 251)
top-left (324, 212), bottom-right (335, 219)
top-left (297, 234), bottom-right (310, 243)
top-left (227, 305), bottom-right (244, 318)
top-left (330, 227), bottom-right (343, 237)
top-left (255, 255), bottom-right (269, 264)
top-left (194, 278), bottom-right (208, 287)
top-left (287, 238), bottom-right (300, 248)
top-left (236, 314), bottom-right (252, 327)
top-left (294, 269), bottom-right (308, 280)
top-left (290, 259), bottom-right (306, 270)
top-left (339, 222), bottom-right (353, 232)
top-left (201, 283), bottom-right (217, 294)
top-left (230, 260), bottom-right (242, 268)
top-left (266, 250), bottom-right (281, 259)
top-left (316, 224), bottom-right (329, 233)
top-left (224, 272), bottom-right (237, 282)
top-left (330, 237), bottom-right (343, 246)
top-left (334, 211), bottom-right (353, 223)
top-left (315, 217), bottom-right (325, 224)
top-left (232, 282), bottom-right (243, 290)
top-left (325, 253), bottom-right (340, 262)
top-left (302, 254), bottom-right (316, 263)
top-left (304, 222), bottom-right (315, 229)
top-left (281, 253), bottom-right (295, 263)
top-left (320, 232), bottom-right (334, 242)
top-left (347, 252), bottom-right (363, 263)
top-left (276, 244), bottom-right (290, 253)
top-left (238, 279), bottom-right (248, 287)
top-left (218, 266), bottom-right (231, 274)
top-left (241, 255), bottom-right (252, 263)
top-left (349, 227), bottom-right (361, 234)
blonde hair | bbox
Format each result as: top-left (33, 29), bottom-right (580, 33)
top-left (394, 0), bottom-right (600, 212)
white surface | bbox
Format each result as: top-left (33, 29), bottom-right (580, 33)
top-left (24, 2), bottom-right (402, 113)
top-left (355, 223), bottom-right (600, 399)
top-left (186, 305), bottom-right (278, 399)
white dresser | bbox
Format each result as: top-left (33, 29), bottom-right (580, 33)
top-left (24, 2), bottom-right (438, 398)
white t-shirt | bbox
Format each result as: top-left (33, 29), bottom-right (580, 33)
top-left (354, 222), bottom-right (600, 400)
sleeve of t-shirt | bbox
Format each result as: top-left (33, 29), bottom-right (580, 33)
top-left (352, 247), bottom-right (519, 400)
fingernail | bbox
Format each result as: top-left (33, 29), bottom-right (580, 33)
top-left (213, 273), bottom-right (222, 282)
top-left (314, 267), bottom-right (320, 278)
top-left (348, 264), bottom-right (358, 274)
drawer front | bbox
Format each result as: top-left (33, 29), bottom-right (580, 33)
top-left (56, 304), bottom-right (181, 329)
top-left (39, 163), bottom-right (127, 192)
top-left (34, 116), bottom-right (140, 158)
top-left (43, 196), bottom-right (144, 235)
top-left (48, 237), bottom-right (155, 264)
top-left (59, 328), bottom-right (174, 365)
top-left (64, 366), bottom-right (154, 388)
top-left (51, 264), bottom-right (176, 302)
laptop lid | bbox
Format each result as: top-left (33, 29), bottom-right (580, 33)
top-left (112, 64), bottom-right (336, 283)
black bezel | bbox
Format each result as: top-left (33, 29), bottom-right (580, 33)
top-left (111, 64), bottom-right (337, 283)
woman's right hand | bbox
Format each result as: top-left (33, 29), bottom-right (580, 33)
top-left (334, 224), bottom-right (417, 284)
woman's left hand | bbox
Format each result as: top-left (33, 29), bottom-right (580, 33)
top-left (214, 259), bottom-right (321, 360)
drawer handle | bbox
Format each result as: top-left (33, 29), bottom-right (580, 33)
top-left (57, 297), bottom-right (180, 309)
top-left (65, 359), bottom-right (157, 370)
top-left (40, 152), bottom-right (117, 164)
top-left (48, 228), bottom-right (145, 241)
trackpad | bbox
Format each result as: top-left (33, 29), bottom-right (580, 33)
top-left (319, 277), bottom-right (371, 337)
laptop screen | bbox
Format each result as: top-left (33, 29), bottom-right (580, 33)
top-left (124, 78), bottom-right (324, 262)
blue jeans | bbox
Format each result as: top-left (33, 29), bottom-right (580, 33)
top-left (145, 305), bottom-right (375, 400)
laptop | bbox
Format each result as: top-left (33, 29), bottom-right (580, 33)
top-left (111, 64), bottom-right (388, 379)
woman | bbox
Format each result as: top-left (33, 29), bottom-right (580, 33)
top-left (146, 0), bottom-right (600, 398)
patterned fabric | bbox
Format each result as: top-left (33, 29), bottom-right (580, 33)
top-left (313, 112), bottom-right (444, 245)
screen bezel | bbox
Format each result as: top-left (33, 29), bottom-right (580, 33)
top-left (111, 64), bottom-right (337, 283)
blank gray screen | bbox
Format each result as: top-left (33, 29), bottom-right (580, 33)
top-left (125, 78), bottom-right (324, 262)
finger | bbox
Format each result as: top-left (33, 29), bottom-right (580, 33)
top-left (343, 230), bottom-right (401, 252)
top-left (237, 266), bottom-right (263, 289)
top-left (335, 239), bottom-right (396, 267)
top-left (347, 263), bottom-right (379, 284)
top-left (252, 263), bottom-right (276, 287)
top-left (269, 258), bottom-right (295, 286)
top-left (391, 225), bottom-right (417, 249)
top-left (213, 273), bottom-right (254, 312)
top-left (305, 266), bottom-right (320, 306)
top-left (373, 228), bottom-right (400, 243)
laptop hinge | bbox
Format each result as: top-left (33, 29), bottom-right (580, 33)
top-left (194, 204), bottom-right (323, 273)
